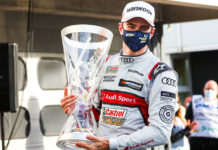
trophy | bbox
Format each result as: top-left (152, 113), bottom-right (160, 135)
top-left (56, 24), bottom-right (113, 149)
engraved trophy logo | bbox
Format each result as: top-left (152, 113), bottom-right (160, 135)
top-left (56, 24), bottom-right (113, 149)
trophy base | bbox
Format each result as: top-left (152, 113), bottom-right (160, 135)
top-left (56, 132), bottom-right (92, 150)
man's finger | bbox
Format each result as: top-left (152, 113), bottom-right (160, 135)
top-left (64, 88), bottom-right (68, 97)
top-left (86, 135), bottom-right (101, 142)
top-left (75, 142), bottom-right (92, 150)
top-left (63, 100), bottom-right (76, 111)
top-left (60, 95), bottom-right (76, 107)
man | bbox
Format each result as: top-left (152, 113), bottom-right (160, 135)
top-left (61, 1), bottom-right (178, 149)
top-left (185, 80), bottom-right (218, 150)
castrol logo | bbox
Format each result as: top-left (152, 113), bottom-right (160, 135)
top-left (103, 107), bottom-right (127, 119)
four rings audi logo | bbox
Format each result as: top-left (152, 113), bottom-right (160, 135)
top-left (121, 57), bottom-right (134, 63)
top-left (161, 77), bottom-right (176, 87)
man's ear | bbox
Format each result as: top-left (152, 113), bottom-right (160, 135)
top-left (118, 22), bottom-right (123, 35)
top-left (150, 28), bottom-right (156, 37)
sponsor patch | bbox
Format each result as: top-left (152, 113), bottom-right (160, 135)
top-left (128, 69), bottom-right (144, 76)
top-left (120, 57), bottom-right (134, 63)
top-left (148, 62), bottom-right (171, 81)
top-left (102, 107), bottom-right (127, 126)
top-left (161, 91), bottom-right (176, 103)
top-left (103, 107), bottom-right (127, 118)
top-left (102, 116), bottom-right (125, 126)
top-left (159, 105), bottom-right (174, 124)
top-left (161, 77), bottom-right (176, 87)
top-left (161, 91), bottom-right (176, 98)
top-left (161, 97), bottom-right (176, 103)
top-left (119, 79), bottom-right (143, 91)
top-left (103, 75), bottom-right (116, 82)
top-left (106, 66), bottom-right (119, 74)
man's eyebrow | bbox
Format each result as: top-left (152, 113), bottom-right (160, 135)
top-left (126, 22), bottom-right (135, 26)
top-left (140, 25), bottom-right (150, 28)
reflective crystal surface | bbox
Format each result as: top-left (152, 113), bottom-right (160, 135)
top-left (56, 24), bottom-right (113, 149)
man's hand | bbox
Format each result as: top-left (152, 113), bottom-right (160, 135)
top-left (60, 88), bottom-right (77, 114)
top-left (75, 135), bottom-right (109, 150)
top-left (187, 119), bottom-right (198, 133)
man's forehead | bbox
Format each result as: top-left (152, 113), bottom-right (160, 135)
top-left (124, 17), bottom-right (151, 26)
top-left (205, 81), bottom-right (218, 89)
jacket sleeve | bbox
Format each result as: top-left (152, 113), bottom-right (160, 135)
top-left (109, 70), bottom-right (178, 150)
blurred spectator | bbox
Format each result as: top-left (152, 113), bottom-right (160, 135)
top-left (171, 95), bottom-right (198, 150)
top-left (184, 96), bottom-right (192, 109)
top-left (185, 80), bottom-right (218, 150)
top-left (180, 103), bottom-right (186, 118)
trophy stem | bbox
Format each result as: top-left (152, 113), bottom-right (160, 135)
top-left (56, 101), bottom-right (95, 150)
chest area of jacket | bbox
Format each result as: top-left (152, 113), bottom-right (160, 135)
top-left (100, 64), bottom-right (150, 94)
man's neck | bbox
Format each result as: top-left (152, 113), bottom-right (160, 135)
top-left (122, 42), bottom-right (147, 56)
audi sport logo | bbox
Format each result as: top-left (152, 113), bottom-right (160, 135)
top-left (121, 57), bottom-right (134, 63)
top-left (161, 77), bottom-right (176, 87)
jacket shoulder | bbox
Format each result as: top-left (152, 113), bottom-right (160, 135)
top-left (148, 62), bottom-right (173, 81)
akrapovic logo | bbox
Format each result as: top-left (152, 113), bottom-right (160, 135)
top-left (127, 7), bottom-right (152, 15)
top-left (103, 107), bottom-right (127, 119)
top-left (119, 79), bottom-right (143, 91)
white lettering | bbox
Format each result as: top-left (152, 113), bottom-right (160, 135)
top-left (106, 94), bottom-right (117, 100)
top-left (118, 95), bottom-right (136, 103)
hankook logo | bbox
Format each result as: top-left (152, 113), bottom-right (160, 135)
top-left (161, 77), bottom-right (176, 87)
top-left (127, 7), bottom-right (152, 15)
top-left (121, 57), bottom-right (134, 63)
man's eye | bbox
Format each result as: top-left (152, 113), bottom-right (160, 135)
top-left (127, 26), bottom-right (135, 29)
top-left (141, 27), bottom-right (149, 30)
